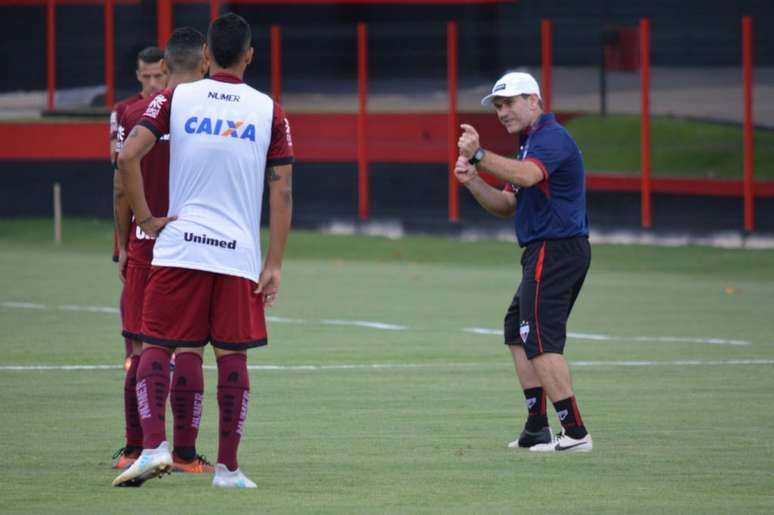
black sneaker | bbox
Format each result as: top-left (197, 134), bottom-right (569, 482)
top-left (508, 427), bottom-right (553, 448)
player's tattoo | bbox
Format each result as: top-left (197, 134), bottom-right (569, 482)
top-left (268, 167), bottom-right (292, 185)
top-left (127, 127), bottom-right (140, 139)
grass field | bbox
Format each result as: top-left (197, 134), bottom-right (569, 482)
top-left (565, 114), bottom-right (774, 179)
top-left (1, 218), bottom-right (773, 514)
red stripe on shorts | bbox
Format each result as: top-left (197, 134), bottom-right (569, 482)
top-left (534, 242), bottom-right (546, 354)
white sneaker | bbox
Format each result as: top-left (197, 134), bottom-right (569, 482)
top-left (529, 430), bottom-right (593, 452)
top-left (112, 441), bottom-right (173, 487)
top-left (212, 463), bottom-right (257, 488)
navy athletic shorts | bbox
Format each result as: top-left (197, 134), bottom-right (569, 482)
top-left (503, 236), bottom-right (591, 359)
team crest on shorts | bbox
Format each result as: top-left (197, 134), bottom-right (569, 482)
top-left (519, 321), bottom-right (530, 343)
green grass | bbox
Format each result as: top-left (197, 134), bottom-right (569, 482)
top-left (565, 114), bottom-right (774, 179)
top-left (1, 218), bottom-right (773, 514)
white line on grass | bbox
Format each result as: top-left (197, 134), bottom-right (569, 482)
top-left (464, 328), bottom-right (503, 336)
top-left (266, 315), bottom-right (308, 324)
top-left (2, 359), bottom-right (774, 372)
top-left (0, 301), bottom-right (120, 314)
top-left (572, 359), bottom-right (774, 367)
top-left (0, 363), bottom-right (443, 372)
top-left (1, 302), bottom-right (403, 332)
top-left (321, 319), bottom-right (407, 331)
top-left (0, 301), bottom-right (755, 345)
top-left (59, 304), bottom-right (119, 314)
top-left (462, 327), bottom-right (751, 346)
top-left (1, 301), bottom-right (46, 310)
top-left (0, 365), bottom-right (122, 370)
top-left (243, 363), bottom-right (431, 370)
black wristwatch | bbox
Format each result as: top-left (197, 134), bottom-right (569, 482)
top-left (468, 148), bottom-right (486, 165)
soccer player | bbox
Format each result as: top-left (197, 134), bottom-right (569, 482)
top-left (110, 46), bottom-right (166, 363)
top-left (111, 28), bottom-right (211, 474)
top-left (109, 47), bottom-right (166, 160)
top-left (113, 13), bottom-right (293, 488)
top-left (455, 72), bottom-right (593, 452)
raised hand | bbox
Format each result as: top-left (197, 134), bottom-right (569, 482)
top-left (457, 123), bottom-right (480, 158)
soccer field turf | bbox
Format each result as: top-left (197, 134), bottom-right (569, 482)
top-left (1, 219), bottom-right (773, 514)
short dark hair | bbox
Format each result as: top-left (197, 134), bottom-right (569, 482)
top-left (164, 27), bottom-right (205, 73)
top-left (207, 13), bottom-right (251, 68)
top-left (137, 46), bottom-right (164, 66)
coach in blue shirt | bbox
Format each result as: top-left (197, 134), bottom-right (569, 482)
top-left (456, 72), bottom-right (592, 453)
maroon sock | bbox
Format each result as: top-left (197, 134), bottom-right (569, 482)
top-left (136, 347), bottom-right (171, 449)
top-left (217, 353), bottom-right (250, 471)
top-left (171, 352), bottom-right (204, 455)
top-left (124, 355), bottom-right (143, 448)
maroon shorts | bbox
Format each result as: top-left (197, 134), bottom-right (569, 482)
top-left (121, 262), bottom-right (151, 341)
top-left (140, 266), bottom-right (267, 351)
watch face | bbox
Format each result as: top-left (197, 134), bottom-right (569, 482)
top-left (475, 149), bottom-right (485, 160)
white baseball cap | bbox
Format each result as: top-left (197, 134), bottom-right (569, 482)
top-left (480, 72), bottom-right (541, 106)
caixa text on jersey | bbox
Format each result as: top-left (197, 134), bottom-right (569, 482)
top-left (184, 116), bottom-right (257, 141)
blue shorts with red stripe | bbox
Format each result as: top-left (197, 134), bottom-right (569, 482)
top-left (503, 236), bottom-right (590, 359)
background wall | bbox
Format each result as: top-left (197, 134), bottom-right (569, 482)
top-left (2, 0), bottom-right (773, 94)
top-left (1, 0), bottom-right (772, 234)
top-left (3, 161), bottom-right (773, 235)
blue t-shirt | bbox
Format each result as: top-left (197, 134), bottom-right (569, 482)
top-left (511, 113), bottom-right (589, 246)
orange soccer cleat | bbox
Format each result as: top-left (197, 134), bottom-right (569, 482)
top-left (112, 447), bottom-right (141, 469)
top-left (172, 454), bottom-right (215, 474)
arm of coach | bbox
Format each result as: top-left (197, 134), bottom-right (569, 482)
top-left (454, 154), bottom-right (516, 218)
top-left (457, 124), bottom-right (544, 188)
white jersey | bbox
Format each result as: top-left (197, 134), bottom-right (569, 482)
top-left (139, 73), bottom-right (293, 282)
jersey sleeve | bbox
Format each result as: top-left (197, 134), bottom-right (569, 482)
top-left (138, 89), bottom-right (173, 140)
top-left (266, 102), bottom-right (294, 167)
top-left (503, 183), bottom-right (519, 195)
top-left (113, 108), bottom-right (129, 168)
top-left (109, 107), bottom-right (119, 140)
top-left (110, 101), bottom-right (130, 140)
top-left (524, 130), bottom-right (572, 181)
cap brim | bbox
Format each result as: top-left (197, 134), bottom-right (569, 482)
top-left (481, 91), bottom-right (541, 106)
top-left (480, 93), bottom-right (502, 106)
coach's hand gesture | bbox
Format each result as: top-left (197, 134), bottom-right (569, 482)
top-left (138, 215), bottom-right (176, 239)
top-left (458, 124), bottom-right (480, 159)
top-left (454, 154), bottom-right (478, 185)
